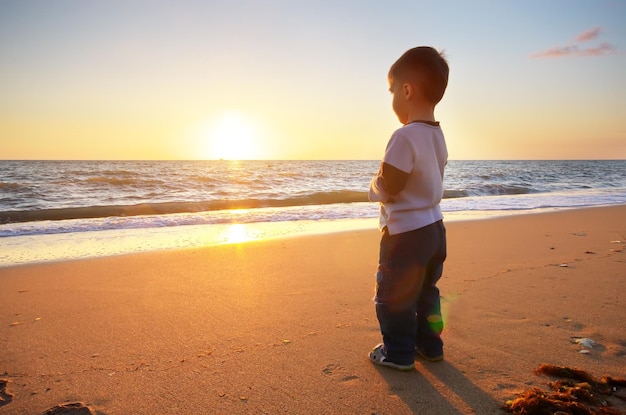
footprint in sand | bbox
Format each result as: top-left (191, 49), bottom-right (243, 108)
top-left (322, 364), bottom-right (360, 383)
top-left (562, 317), bottom-right (585, 331)
top-left (605, 340), bottom-right (626, 358)
top-left (322, 363), bottom-right (342, 376)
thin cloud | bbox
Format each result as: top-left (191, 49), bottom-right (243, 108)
top-left (579, 42), bottom-right (616, 56)
top-left (532, 26), bottom-right (616, 58)
top-left (576, 27), bottom-right (601, 42)
top-left (532, 46), bottom-right (575, 58)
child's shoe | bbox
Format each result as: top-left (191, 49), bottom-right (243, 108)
top-left (415, 346), bottom-right (443, 362)
top-left (368, 343), bottom-right (414, 371)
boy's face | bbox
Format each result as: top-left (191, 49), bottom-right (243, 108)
top-left (388, 76), bottom-right (410, 124)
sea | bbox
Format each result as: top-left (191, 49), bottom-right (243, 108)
top-left (1, 160), bottom-right (625, 267)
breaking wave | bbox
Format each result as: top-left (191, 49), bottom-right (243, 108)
top-left (0, 190), bottom-right (369, 224)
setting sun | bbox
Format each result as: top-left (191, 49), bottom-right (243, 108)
top-left (203, 111), bottom-right (264, 160)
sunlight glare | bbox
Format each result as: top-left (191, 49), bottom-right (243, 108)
top-left (223, 224), bottom-right (254, 244)
top-left (205, 111), bottom-right (263, 160)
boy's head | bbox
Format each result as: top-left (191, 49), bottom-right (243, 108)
top-left (388, 46), bottom-right (449, 107)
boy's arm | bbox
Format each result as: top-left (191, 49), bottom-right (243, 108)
top-left (369, 162), bottom-right (410, 202)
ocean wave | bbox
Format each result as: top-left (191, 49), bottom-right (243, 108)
top-left (443, 189), bottom-right (467, 198)
top-left (0, 202), bottom-right (378, 237)
top-left (0, 180), bottom-right (602, 224)
top-left (0, 182), bottom-right (28, 191)
top-left (2, 161), bottom-right (625, 232)
top-left (473, 184), bottom-right (532, 196)
top-left (2, 190), bottom-right (625, 238)
top-left (444, 184), bottom-right (532, 198)
top-left (83, 177), bottom-right (140, 186)
top-left (0, 190), bottom-right (369, 224)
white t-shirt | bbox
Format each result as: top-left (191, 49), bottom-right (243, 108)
top-left (369, 122), bottom-right (448, 235)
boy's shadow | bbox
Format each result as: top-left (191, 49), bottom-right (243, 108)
top-left (375, 359), bottom-right (503, 414)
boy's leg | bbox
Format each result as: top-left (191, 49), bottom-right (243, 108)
top-left (374, 223), bottom-right (442, 366)
top-left (415, 221), bottom-right (447, 360)
top-left (375, 263), bottom-right (421, 365)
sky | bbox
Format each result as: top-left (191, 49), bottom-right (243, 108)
top-left (1, 0), bottom-right (625, 160)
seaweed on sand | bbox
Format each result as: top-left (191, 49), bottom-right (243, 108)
top-left (505, 364), bottom-right (626, 415)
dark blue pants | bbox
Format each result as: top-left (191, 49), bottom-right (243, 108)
top-left (375, 220), bottom-right (447, 365)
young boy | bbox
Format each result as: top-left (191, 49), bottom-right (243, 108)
top-left (368, 46), bottom-right (449, 371)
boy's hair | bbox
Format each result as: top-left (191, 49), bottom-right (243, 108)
top-left (389, 46), bottom-right (449, 105)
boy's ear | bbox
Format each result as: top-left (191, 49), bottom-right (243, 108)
top-left (402, 83), bottom-right (413, 99)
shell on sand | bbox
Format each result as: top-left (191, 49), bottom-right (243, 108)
top-left (571, 337), bottom-right (596, 348)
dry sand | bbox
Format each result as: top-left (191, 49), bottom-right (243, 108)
top-left (1, 205), bottom-right (625, 414)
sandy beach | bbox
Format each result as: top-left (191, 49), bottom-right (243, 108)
top-left (1, 205), bottom-right (625, 414)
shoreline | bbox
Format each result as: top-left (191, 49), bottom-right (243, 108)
top-left (0, 204), bottom-right (624, 414)
top-left (2, 204), bottom-right (622, 268)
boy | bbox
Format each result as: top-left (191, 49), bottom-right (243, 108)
top-left (368, 46), bottom-right (449, 371)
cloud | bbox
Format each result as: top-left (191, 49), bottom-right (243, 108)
top-left (532, 46), bottom-right (575, 58)
top-left (532, 42), bottom-right (616, 58)
top-left (575, 27), bottom-right (601, 42)
top-left (532, 27), bottom-right (616, 58)
top-left (579, 42), bottom-right (616, 56)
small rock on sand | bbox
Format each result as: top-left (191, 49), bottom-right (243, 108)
top-left (0, 378), bottom-right (15, 407)
top-left (42, 402), bottom-right (96, 415)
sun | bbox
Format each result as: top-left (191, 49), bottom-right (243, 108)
top-left (204, 111), bottom-right (263, 160)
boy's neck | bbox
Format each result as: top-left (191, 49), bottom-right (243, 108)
top-left (406, 106), bottom-right (436, 123)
